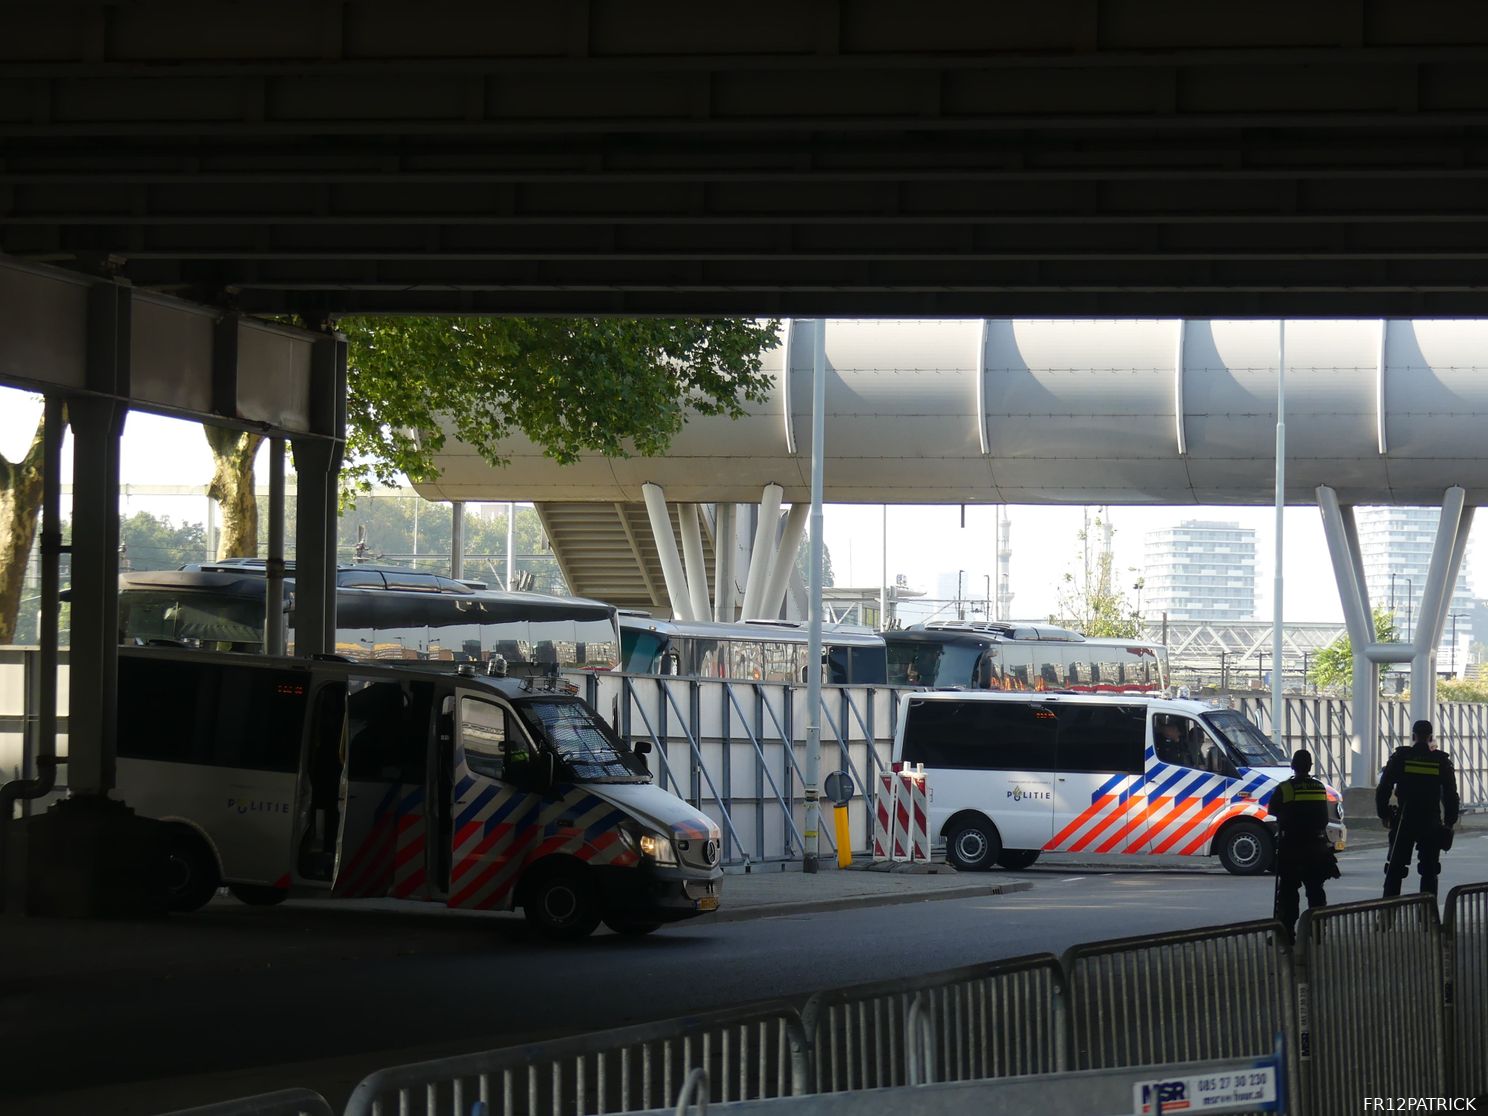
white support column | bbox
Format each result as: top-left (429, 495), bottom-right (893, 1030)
top-left (1411, 487), bottom-right (1470, 720)
top-left (713, 503), bottom-right (738, 621)
top-left (679, 503), bottom-right (711, 622)
top-left (759, 503), bottom-right (810, 621)
top-left (739, 483), bottom-right (783, 620)
top-left (1318, 486), bottom-right (1378, 791)
top-left (642, 482), bottom-right (694, 621)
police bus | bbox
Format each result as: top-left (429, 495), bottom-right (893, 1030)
top-left (884, 620), bottom-right (1168, 694)
top-left (118, 647), bottom-right (722, 938)
top-left (618, 613), bottom-right (888, 685)
top-left (114, 561), bottom-right (620, 672)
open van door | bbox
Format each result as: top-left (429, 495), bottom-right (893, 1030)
top-left (332, 676), bottom-right (435, 899)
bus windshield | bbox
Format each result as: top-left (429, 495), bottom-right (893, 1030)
top-left (120, 590), bottom-right (267, 650)
top-left (516, 699), bottom-right (649, 782)
top-left (1203, 709), bottom-right (1288, 768)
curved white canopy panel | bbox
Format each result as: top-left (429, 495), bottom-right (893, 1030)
top-left (414, 318), bottom-right (1488, 507)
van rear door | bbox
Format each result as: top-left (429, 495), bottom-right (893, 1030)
top-left (1047, 702), bottom-right (1147, 854)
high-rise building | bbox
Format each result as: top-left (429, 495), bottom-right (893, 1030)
top-left (1144, 520), bottom-right (1257, 622)
top-left (1356, 506), bottom-right (1474, 675)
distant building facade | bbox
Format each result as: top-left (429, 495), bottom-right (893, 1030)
top-left (1356, 506), bottom-right (1474, 675)
top-left (1144, 520), bottom-right (1257, 622)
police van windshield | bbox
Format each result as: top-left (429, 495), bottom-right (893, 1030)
top-left (1203, 709), bottom-right (1288, 768)
top-left (516, 699), bottom-right (649, 783)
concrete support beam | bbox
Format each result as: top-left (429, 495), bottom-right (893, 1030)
top-left (265, 438), bottom-right (287, 656)
top-left (1411, 487), bottom-right (1471, 720)
top-left (290, 333), bottom-right (347, 656)
top-left (642, 483), bottom-right (692, 620)
top-left (713, 503), bottom-right (738, 621)
top-left (678, 503), bottom-right (711, 622)
top-left (739, 484), bottom-right (783, 620)
top-left (450, 500), bottom-right (465, 581)
top-left (760, 503), bottom-right (810, 621)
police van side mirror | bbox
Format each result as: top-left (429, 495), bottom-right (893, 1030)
top-left (634, 739), bottom-right (653, 756)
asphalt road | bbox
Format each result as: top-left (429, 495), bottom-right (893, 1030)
top-left (10, 834), bottom-right (1488, 1115)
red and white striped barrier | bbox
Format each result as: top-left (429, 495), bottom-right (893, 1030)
top-left (873, 766), bottom-right (930, 862)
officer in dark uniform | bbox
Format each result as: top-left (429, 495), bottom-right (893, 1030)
top-left (1377, 719), bottom-right (1460, 899)
top-left (1271, 748), bottom-right (1338, 945)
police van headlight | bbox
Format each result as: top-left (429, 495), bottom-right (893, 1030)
top-left (638, 832), bottom-right (678, 866)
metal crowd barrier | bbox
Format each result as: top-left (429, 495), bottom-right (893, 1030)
top-left (343, 1001), bottom-right (809, 1116)
top-left (1064, 920), bottom-right (1296, 1072)
top-left (799, 954), bottom-right (1065, 1092)
top-left (1444, 882), bottom-right (1488, 1100)
top-left (157, 1089), bottom-right (335, 1116)
top-left (1296, 894), bottom-right (1445, 1116)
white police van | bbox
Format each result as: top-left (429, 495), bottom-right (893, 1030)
top-left (892, 691), bottom-right (1346, 875)
top-left (115, 647), bottom-right (723, 938)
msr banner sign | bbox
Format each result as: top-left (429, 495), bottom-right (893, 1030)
top-left (1135, 1064), bottom-right (1279, 1113)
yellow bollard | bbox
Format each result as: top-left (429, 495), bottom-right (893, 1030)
top-left (834, 804), bottom-right (853, 868)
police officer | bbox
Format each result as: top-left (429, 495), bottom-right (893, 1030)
top-left (1272, 749), bottom-right (1337, 945)
top-left (1377, 719), bottom-right (1460, 899)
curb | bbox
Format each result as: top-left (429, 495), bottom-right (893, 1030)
top-left (708, 880), bottom-right (1034, 924)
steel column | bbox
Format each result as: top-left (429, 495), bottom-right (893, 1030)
top-left (740, 484), bottom-right (783, 620)
top-left (265, 438), bottom-right (286, 656)
top-left (760, 502), bottom-right (810, 622)
top-left (678, 503), bottom-right (711, 622)
top-left (641, 482), bottom-right (693, 620)
top-left (713, 503), bottom-right (738, 621)
top-left (1412, 487), bottom-right (1468, 720)
top-left (450, 500), bottom-right (464, 581)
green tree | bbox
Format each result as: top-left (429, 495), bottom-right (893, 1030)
top-left (120, 511), bottom-right (209, 572)
top-left (1309, 608), bottom-right (1396, 692)
top-left (202, 317), bottom-right (780, 559)
top-left (1049, 513), bottom-right (1141, 638)
top-left (1438, 676), bottom-right (1488, 703)
top-left (0, 408), bottom-right (44, 643)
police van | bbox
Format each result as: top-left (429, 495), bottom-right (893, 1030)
top-left (116, 647), bottom-right (723, 938)
top-left (892, 691), bottom-right (1346, 875)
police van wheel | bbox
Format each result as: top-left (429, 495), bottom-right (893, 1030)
top-left (524, 870), bottom-right (602, 940)
top-left (165, 830), bottom-right (221, 913)
top-left (947, 819), bottom-right (1001, 872)
top-left (1217, 820), bottom-right (1274, 876)
top-left (996, 849), bottom-right (1041, 871)
top-left (228, 883), bottom-right (289, 907)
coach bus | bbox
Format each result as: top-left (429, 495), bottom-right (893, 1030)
top-left (113, 562), bottom-right (620, 672)
top-left (884, 620), bottom-right (1168, 694)
top-left (618, 613), bottom-right (888, 685)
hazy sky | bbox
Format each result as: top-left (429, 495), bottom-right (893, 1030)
top-left (1, 386), bottom-right (1473, 625)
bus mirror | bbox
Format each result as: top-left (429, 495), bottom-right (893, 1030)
top-left (634, 739), bottom-right (653, 756)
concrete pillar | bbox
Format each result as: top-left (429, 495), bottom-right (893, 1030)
top-left (739, 484), bottom-right (783, 619)
top-left (290, 333), bottom-right (347, 656)
top-left (679, 504), bottom-right (711, 622)
top-left (713, 503), bottom-right (738, 621)
top-left (760, 503), bottom-right (810, 621)
top-left (642, 483), bottom-right (693, 620)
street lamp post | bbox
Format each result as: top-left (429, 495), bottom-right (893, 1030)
top-left (957, 569), bottom-right (965, 620)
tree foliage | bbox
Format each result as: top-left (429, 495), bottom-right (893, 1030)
top-left (1438, 676), bottom-right (1488, 703)
top-left (1309, 608), bottom-right (1397, 692)
top-left (337, 316), bottom-right (781, 493)
top-left (1049, 513), bottom-right (1142, 638)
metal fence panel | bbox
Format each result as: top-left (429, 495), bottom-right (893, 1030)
top-left (1063, 920), bottom-right (1296, 1089)
top-left (799, 954), bottom-right (1066, 1092)
top-left (155, 1088), bottom-right (334, 1116)
top-left (345, 1002), bottom-right (809, 1116)
top-left (1297, 895), bottom-right (1445, 1116)
top-left (1444, 883), bottom-right (1488, 1100)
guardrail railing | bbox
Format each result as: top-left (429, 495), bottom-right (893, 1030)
top-left (799, 953), bottom-right (1065, 1092)
top-left (343, 1001), bottom-right (809, 1116)
top-left (1443, 882), bottom-right (1488, 1101)
top-left (1296, 894), bottom-right (1445, 1116)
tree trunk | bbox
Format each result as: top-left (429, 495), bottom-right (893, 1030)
top-left (0, 414), bottom-right (47, 644)
top-left (204, 427), bottom-right (264, 559)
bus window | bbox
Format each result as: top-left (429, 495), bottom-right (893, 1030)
top-left (761, 642), bottom-right (795, 683)
top-left (1061, 647), bottom-right (1089, 689)
top-left (727, 640), bottom-right (764, 680)
top-left (1002, 646), bottom-right (1034, 691)
top-left (825, 645), bottom-right (851, 685)
top-left (887, 641), bottom-right (938, 685)
top-left (1036, 648), bottom-right (1061, 690)
top-left (845, 646), bottom-right (887, 685)
top-left (695, 639), bottom-right (724, 677)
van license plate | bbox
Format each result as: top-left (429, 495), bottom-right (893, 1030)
top-left (697, 895), bottom-right (720, 912)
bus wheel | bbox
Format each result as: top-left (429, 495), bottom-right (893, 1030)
top-left (1217, 820), bottom-right (1274, 876)
top-left (165, 830), bottom-right (221, 913)
top-left (996, 849), bottom-right (1041, 870)
top-left (523, 869), bottom-right (601, 941)
top-left (946, 818), bottom-right (1001, 872)
top-left (228, 883), bottom-right (288, 907)
top-left (603, 917), bottom-right (662, 936)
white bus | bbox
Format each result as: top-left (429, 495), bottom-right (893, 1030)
top-left (117, 647), bottom-right (722, 938)
top-left (893, 690), bottom-right (1345, 876)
